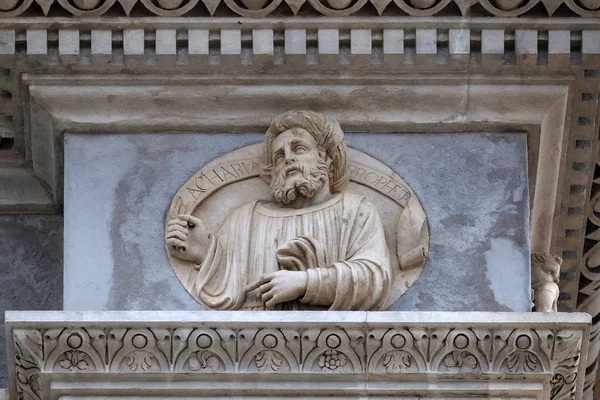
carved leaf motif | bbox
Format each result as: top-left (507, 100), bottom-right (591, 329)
top-left (238, 329), bottom-right (258, 360)
top-left (255, 350), bottom-right (283, 372)
top-left (216, 329), bottom-right (237, 360)
top-left (492, 330), bottom-right (512, 360)
top-left (173, 328), bottom-right (193, 363)
top-left (347, 329), bottom-right (366, 362)
top-left (153, 329), bottom-right (172, 361)
top-left (189, 351), bottom-right (219, 371)
top-left (301, 328), bottom-right (321, 361)
top-left (88, 328), bottom-right (108, 366)
top-left (550, 357), bottom-right (579, 400)
top-left (58, 351), bottom-right (89, 371)
top-left (506, 351), bottom-right (537, 372)
top-left (409, 328), bottom-right (429, 361)
top-left (125, 351), bottom-right (154, 372)
top-left (14, 330), bottom-right (43, 362)
top-left (107, 329), bottom-right (127, 363)
top-left (429, 329), bottom-right (451, 358)
top-left (536, 329), bottom-right (554, 359)
top-left (366, 328), bottom-right (387, 358)
top-left (28, 374), bottom-right (41, 395)
top-left (281, 329), bottom-right (301, 363)
top-left (13, 330), bottom-right (43, 400)
top-left (553, 331), bottom-right (582, 365)
top-left (442, 351), bottom-right (478, 372)
top-left (382, 351), bottom-right (412, 373)
top-left (472, 329), bottom-right (492, 364)
top-left (550, 372), bottom-right (578, 399)
top-left (43, 329), bottom-right (62, 360)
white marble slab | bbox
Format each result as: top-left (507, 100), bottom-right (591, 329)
top-left (5, 311), bottom-right (590, 400)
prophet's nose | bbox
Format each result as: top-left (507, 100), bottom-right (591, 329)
top-left (284, 148), bottom-right (297, 164)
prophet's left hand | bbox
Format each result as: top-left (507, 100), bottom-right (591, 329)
top-left (245, 270), bottom-right (308, 309)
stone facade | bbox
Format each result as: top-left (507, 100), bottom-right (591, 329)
top-left (0, 215), bottom-right (63, 388)
top-left (1, 0), bottom-right (599, 397)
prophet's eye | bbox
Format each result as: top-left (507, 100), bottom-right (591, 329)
top-left (274, 153), bottom-right (284, 163)
top-left (295, 146), bottom-right (307, 153)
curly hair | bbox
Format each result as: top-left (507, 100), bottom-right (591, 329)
top-left (261, 110), bottom-right (349, 194)
top-left (531, 252), bottom-right (562, 283)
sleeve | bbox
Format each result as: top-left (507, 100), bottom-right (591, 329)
top-left (300, 198), bottom-right (391, 310)
top-left (193, 233), bottom-right (224, 296)
top-left (192, 212), bottom-right (240, 309)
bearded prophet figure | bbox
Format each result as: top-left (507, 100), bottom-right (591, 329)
top-left (166, 111), bottom-right (391, 311)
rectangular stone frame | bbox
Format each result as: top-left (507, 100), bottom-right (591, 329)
top-left (24, 73), bottom-right (571, 265)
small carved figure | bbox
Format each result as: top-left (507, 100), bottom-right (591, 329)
top-left (531, 252), bottom-right (562, 312)
top-left (166, 111), bottom-right (391, 310)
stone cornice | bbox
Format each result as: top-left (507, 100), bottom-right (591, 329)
top-left (2, 16), bottom-right (600, 27)
top-left (5, 311), bottom-right (592, 400)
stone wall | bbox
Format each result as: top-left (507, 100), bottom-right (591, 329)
top-left (0, 215), bottom-right (63, 387)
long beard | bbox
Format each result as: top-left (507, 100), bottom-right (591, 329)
top-left (271, 160), bottom-right (329, 204)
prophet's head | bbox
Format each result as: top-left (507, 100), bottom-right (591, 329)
top-left (262, 111), bottom-right (349, 204)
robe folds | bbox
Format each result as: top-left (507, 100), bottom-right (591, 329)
top-left (185, 192), bottom-right (391, 311)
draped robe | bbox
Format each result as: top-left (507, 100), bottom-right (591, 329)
top-left (185, 192), bottom-right (391, 310)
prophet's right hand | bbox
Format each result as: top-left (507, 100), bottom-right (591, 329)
top-left (166, 215), bottom-right (210, 265)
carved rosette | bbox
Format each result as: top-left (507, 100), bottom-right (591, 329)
top-left (8, 316), bottom-right (587, 400)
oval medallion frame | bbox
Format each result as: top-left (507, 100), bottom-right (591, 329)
top-left (167, 144), bottom-right (429, 309)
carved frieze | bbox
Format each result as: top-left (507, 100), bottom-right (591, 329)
top-left (6, 311), bottom-right (590, 400)
top-left (0, 0), bottom-right (598, 17)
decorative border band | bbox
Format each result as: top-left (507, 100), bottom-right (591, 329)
top-left (6, 311), bottom-right (591, 400)
top-left (0, 0), bottom-right (599, 18)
